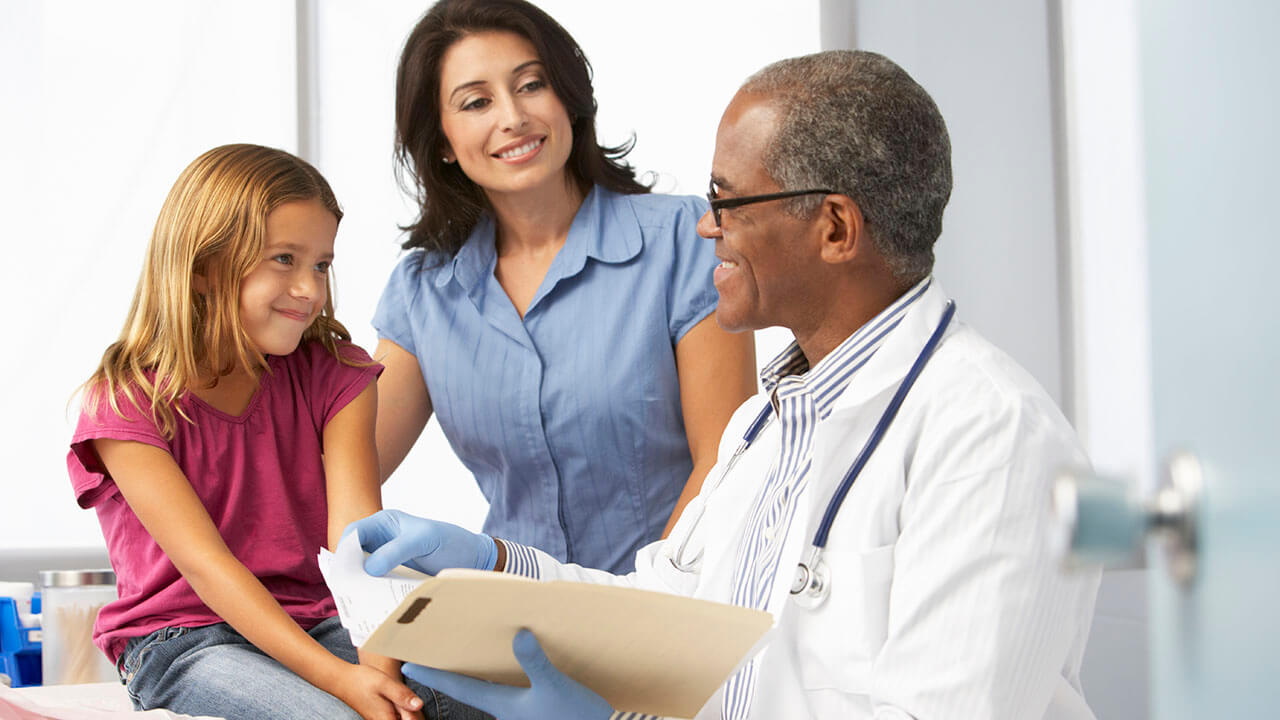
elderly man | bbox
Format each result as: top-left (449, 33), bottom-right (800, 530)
top-left (349, 50), bottom-right (1100, 720)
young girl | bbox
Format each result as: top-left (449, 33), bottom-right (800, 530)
top-left (66, 144), bottom-right (442, 720)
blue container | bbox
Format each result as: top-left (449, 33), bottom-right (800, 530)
top-left (0, 589), bottom-right (42, 687)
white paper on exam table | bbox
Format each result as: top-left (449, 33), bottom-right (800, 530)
top-left (0, 682), bottom-right (219, 719)
top-left (318, 532), bottom-right (774, 719)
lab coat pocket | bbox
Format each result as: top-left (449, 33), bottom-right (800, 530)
top-left (793, 543), bottom-right (895, 691)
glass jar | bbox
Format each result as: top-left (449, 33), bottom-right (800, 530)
top-left (38, 569), bottom-right (117, 685)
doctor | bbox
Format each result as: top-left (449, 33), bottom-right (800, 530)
top-left (348, 50), bottom-right (1101, 720)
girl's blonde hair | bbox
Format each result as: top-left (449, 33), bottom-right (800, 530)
top-left (85, 144), bottom-right (352, 438)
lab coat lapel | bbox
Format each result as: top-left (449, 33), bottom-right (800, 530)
top-left (826, 281), bottom-right (954, 417)
top-left (758, 283), bottom-right (957, 618)
top-left (788, 283), bottom-right (956, 577)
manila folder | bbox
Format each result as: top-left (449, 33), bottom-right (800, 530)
top-left (361, 569), bottom-right (773, 719)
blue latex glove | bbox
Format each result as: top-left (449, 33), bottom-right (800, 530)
top-left (404, 629), bottom-right (614, 720)
top-left (342, 509), bottom-right (497, 577)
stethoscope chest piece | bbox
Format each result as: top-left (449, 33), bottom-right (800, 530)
top-left (789, 546), bottom-right (831, 609)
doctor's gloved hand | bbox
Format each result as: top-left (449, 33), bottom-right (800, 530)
top-left (403, 629), bottom-right (613, 720)
top-left (342, 509), bottom-right (497, 577)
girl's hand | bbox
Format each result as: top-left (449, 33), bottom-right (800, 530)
top-left (332, 663), bottom-right (424, 720)
top-left (360, 649), bottom-right (423, 720)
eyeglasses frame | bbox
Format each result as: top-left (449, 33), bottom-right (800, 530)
top-left (706, 179), bottom-right (835, 227)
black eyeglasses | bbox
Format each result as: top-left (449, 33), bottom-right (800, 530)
top-left (706, 179), bottom-right (834, 227)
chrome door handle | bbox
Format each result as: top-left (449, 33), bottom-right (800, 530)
top-left (1050, 451), bottom-right (1202, 586)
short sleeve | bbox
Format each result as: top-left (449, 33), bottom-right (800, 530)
top-left (372, 252), bottom-right (426, 357)
top-left (661, 196), bottom-right (719, 344)
top-left (303, 341), bottom-right (384, 430)
top-left (67, 387), bottom-right (169, 509)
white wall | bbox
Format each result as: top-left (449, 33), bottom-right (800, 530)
top-left (1, 1), bottom-right (298, 551)
top-left (1059, 1), bottom-right (1153, 718)
top-left (1059, 0), bottom-right (1155, 492)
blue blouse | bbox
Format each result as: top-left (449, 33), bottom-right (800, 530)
top-left (374, 187), bottom-right (719, 572)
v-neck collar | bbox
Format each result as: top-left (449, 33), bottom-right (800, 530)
top-left (183, 356), bottom-right (279, 424)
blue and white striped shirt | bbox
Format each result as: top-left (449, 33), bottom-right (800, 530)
top-left (721, 278), bottom-right (931, 720)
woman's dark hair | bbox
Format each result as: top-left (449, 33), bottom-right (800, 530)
top-left (395, 0), bottom-right (650, 255)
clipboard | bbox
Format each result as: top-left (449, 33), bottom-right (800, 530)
top-left (360, 569), bottom-right (773, 719)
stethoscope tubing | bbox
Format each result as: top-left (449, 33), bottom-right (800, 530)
top-left (811, 300), bottom-right (955, 549)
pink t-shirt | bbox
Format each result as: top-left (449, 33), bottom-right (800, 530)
top-left (67, 341), bottom-right (382, 663)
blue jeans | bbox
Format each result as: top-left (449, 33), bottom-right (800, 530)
top-left (118, 617), bottom-right (492, 720)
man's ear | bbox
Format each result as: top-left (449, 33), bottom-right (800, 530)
top-left (816, 194), bottom-right (866, 265)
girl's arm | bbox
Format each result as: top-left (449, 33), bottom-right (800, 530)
top-left (663, 314), bottom-right (758, 538)
top-left (320, 381), bottom-right (416, 701)
top-left (94, 422), bottom-right (421, 720)
top-left (372, 339), bottom-right (433, 484)
top-left (324, 381), bottom-right (384, 555)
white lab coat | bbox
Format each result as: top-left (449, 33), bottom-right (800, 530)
top-left (531, 282), bottom-right (1101, 719)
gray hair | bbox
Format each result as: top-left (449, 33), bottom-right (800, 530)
top-left (740, 50), bottom-right (952, 281)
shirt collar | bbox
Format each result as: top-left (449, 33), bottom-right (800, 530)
top-left (433, 186), bottom-right (643, 292)
top-left (556, 186), bottom-right (644, 283)
top-left (760, 276), bottom-right (933, 418)
top-left (576, 184), bottom-right (645, 263)
top-left (433, 213), bottom-right (497, 291)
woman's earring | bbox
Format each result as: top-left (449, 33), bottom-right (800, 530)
top-left (442, 156), bottom-right (454, 164)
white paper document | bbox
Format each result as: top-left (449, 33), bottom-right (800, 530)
top-left (318, 533), bottom-right (773, 719)
top-left (316, 530), bottom-right (429, 646)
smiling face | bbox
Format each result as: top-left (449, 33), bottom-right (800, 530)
top-left (237, 198), bottom-right (337, 357)
top-left (698, 92), bottom-right (822, 334)
top-left (437, 30), bottom-right (574, 202)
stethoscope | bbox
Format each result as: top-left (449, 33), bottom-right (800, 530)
top-left (670, 300), bottom-right (956, 609)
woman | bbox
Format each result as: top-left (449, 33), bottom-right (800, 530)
top-left (374, 0), bottom-right (757, 573)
